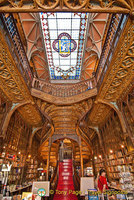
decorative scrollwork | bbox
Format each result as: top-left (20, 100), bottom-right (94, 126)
top-left (35, 0), bottom-right (60, 9)
top-left (96, 19), bottom-right (134, 101)
top-left (0, 0), bottom-right (133, 13)
top-left (63, 0), bottom-right (88, 9)
top-left (0, 28), bottom-right (42, 126)
top-left (106, 0), bottom-right (133, 9)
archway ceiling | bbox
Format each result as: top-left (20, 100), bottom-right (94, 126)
top-left (19, 12), bottom-right (109, 81)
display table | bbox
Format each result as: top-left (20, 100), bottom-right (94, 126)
top-left (10, 184), bottom-right (32, 195)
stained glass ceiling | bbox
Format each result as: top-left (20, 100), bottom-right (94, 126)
top-left (40, 12), bottom-right (88, 80)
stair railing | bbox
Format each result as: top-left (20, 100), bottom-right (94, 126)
top-left (73, 160), bottom-right (81, 200)
top-left (49, 160), bottom-right (59, 200)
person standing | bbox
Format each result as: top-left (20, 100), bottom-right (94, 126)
top-left (98, 169), bottom-right (115, 200)
top-left (98, 169), bottom-right (108, 193)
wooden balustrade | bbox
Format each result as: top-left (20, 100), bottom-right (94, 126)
top-left (32, 77), bottom-right (97, 98)
top-left (2, 14), bottom-right (33, 85)
top-left (96, 14), bottom-right (127, 87)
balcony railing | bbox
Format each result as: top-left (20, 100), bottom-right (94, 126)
top-left (32, 77), bottom-right (97, 98)
top-left (96, 14), bottom-right (128, 88)
top-left (1, 14), bottom-right (33, 86)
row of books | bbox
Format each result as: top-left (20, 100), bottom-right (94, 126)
top-left (27, 169), bottom-right (37, 173)
top-left (119, 172), bottom-right (134, 192)
top-left (107, 157), bottom-right (130, 165)
top-left (29, 159), bottom-right (38, 165)
top-left (8, 175), bottom-right (21, 182)
top-left (108, 165), bottom-right (133, 173)
top-left (126, 155), bottom-right (133, 163)
top-left (106, 149), bottom-right (130, 160)
top-left (109, 173), bottom-right (119, 179)
top-left (12, 162), bottom-right (24, 168)
top-left (27, 165), bottom-right (38, 169)
top-left (9, 168), bottom-right (21, 174)
top-left (26, 174), bottom-right (37, 179)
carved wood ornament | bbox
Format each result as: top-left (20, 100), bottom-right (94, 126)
top-left (0, 0), bottom-right (133, 16)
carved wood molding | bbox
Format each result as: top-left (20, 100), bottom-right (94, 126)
top-left (98, 18), bottom-right (134, 101)
top-left (0, 0), bottom-right (133, 15)
top-left (0, 28), bottom-right (42, 126)
top-left (89, 18), bottom-right (134, 125)
top-left (89, 103), bottom-right (111, 124)
top-left (31, 87), bottom-right (97, 105)
top-left (35, 98), bottom-right (93, 144)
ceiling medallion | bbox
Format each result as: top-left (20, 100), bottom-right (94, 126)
top-left (52, 32), bottom-right (77, 57)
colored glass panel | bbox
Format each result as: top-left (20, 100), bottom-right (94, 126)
top-left (40, 12), bottom-right (88, 80)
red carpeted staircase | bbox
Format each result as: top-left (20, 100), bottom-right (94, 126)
top-left (53, 159), bottom-right (78, 200)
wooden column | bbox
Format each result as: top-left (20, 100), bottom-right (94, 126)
top-left (46, 137), bottom-right (51, 181)
top-left (79, 136), bottom-right (84, 177)
top-left (80, 145), bottom-right (84, 177)
top-left (72, 143), bottom-right (75, 161)
top-left (126, 97), bottom-right (134, 120)
top-left (92, 127), bottom-right (111, 180)
top-left (91, 153), bottom-right (96, 176)
top-left (121, 102), bottom-right (134, 144)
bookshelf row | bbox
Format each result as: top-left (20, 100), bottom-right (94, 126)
top-left (94, 149), bottom-right (134, 192)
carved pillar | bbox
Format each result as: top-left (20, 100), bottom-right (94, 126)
top-left (91, 153), bottom-right (96, 176)
top-left (72, 143), bottom-right (75, 161)
top-left (80, 145), bottom-right (83, 177)
top-left (126, 95), bottom-right (134, 120)
top-left (120, 102), bottom-right (134, 144)
top-left (27, 127), bottom-right (42, 153)
top-left (46, 137), bottom-right (51, 181)
top-left (79, 136), bottom-right (83, 177)
top-left (89, 126), bottom-right (111, 180)
top-left (97, 129), bottom-right (111, 180)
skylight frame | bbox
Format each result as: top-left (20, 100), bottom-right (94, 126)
top-left (40, 12), bottom-right (88, 80)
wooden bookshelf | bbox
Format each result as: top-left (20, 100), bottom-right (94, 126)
top-left (24, 157), bottom-right (39, 183)
top-left (106, 150), bottom-right (134, 192)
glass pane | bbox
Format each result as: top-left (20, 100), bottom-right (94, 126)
top-left (40, 12), bottom-right (88, 80)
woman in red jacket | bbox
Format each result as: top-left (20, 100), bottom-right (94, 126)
top-left (98, 169), bottom-right (115, 200)
top-left (98, 169), bottom-right (108, 193)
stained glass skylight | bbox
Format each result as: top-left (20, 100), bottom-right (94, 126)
top-left (40, 12), bottom-right (88, 80)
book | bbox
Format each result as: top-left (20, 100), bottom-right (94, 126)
top-left (21, 192), bottom-right (32, 200)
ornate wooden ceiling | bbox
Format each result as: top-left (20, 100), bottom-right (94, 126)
top-left (0, 0), bottom-right (134, 15)
top-left (36, 98), bottom-right (93, 135)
